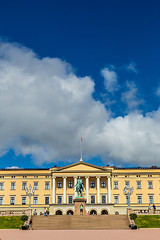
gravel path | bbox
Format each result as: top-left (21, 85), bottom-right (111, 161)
top-left (0, 229), bottom-right (160, 240)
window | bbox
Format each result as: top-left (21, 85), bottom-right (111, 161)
top-left (68, 181), bottom-right (73, 189)
top-left (126, 195), bottom-right (129, 204)
top-left (0, 197), bottom-right (3, 205)
top-left (57, 181), bottom-right (62, 188)
top-left (68, 196), bottom-right (73, 204)
top-left (114, 195), bottom-right (119, 204)
top-left (137, 195), bottom-right (142, 204)
top-left (23, 176), bottom-right (27, 178)
top-left (57, 196), bottom-right (62, 204)
top-left (102, 195), bottom-right (106, 204)
top-left (11, 182), bottom-right (15, 190)
top-left (148, 181), bottom-right (153, 189)
top-left (10, 196), bottom-right (15, 205)
top-left (45, 196), bottom-right (49, 205)
top-left (149, 195), bottom-right (154, 204)
top-left (91, 195), bottom-right (95, 204)
top-left (34, 176), bottom-right (38, 178)
top-left (22, 182), bottom-right (27, 190)
top-left (0, 183), bottom-right (4, 190)
top-left (45, 182), bottom-right (50, 190)
top-left (101, 181), bottom-right (106, 188)
top-left (11, 176), bottom-right (15, 178)
top-left (22, 196), bottom-right (26, 205)
top-left (33, 197), bottom-right (38, 205)
top-left (125, 181), bottom-right (130, 188)
top-left (137, 181), bottom-right (141, 189)
top-left (91, 181), bottom-right (95, 188)
top-left (114, 181), bottom-right (118, 189)
top-left (34, 182), bottom-right (38, 190)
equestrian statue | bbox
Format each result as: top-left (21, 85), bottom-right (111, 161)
top-left (73, 177), bottom-right (84, 197)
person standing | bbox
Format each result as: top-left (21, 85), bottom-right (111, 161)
top-left (80, 204), bottom-right (83, 215)
top-left (44, 208), bottom-right (47, 217)
top-left (153, 204), bottom-right (156, 214)
top-left (33, 209), bottom-right (37, 215)
top-left (148, 204), bottom-right (151, 213)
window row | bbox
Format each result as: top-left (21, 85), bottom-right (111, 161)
top-left (114, 195), bottom-right (154, 204)
top-left (113, 181), bottom-right (154, 189)
top-left (0, 182), bottom-right (50, 190)
top-left (57, 195), bottom-right (107, 204)
top-left (0, 196), bottom-right (50, 205)
top-left (57, 180), bottom-right (106, 189)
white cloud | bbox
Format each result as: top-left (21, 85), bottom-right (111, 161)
top-left (156, 86), bottom-right (160, 96)
top-left (121, 81), bottom-right (144, 111)
top-left (0, 41), bottom-right (160, 167)
top-left (5, 166), bottom-right (20, 169)
top-left (126, 62), bottom-right (138, 73)
top-left (101, 67), bottom-right (119, 93)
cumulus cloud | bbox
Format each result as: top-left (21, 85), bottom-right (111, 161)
top-left (5, 166), bottom-right (20, 169)
top-left (0, 41), bottom-right (109, 165)
top-left (125, 62), bottom-right (138, 73)
top-left (156, 86), bottom-right (160, 96)
top-left (121, 81), bottom-right (144, 111)
top-left (101, 67), bottom-right (119, 93)
top-left (0, 41), bottom-right (160, 167)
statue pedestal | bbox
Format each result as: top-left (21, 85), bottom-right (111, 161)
top-left (73, 198), bottom-right (87, 215)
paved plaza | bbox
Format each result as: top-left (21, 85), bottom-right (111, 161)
top-left (0, 229), bottom-right (160, 240)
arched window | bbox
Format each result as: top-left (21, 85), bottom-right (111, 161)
top-left (101, 209), bottom-right (108, 215)
top-left (55, 210), bottom-right (63, 215)
top-left (90, 210), bottom-right (97, 215)
top-left (66, 210), bottom-right (74, 215)
top-left (115, 211), bottom-right (119, 215)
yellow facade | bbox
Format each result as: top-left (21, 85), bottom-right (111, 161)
top-left (0, 161), bottom-right (159, 215)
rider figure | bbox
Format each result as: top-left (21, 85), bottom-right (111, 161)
top-left (73, 177), bottom-right (84, 197)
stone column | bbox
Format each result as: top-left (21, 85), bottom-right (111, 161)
top-left (74, 177), bottom-right (77, 198)
top-left (63, 177), bottom-right (67, 204)
top-left (108, 177), bottom-right (111, 203)
top-left (85, 177), bottom-right (89, 203)
top-left (52, 177), bottom-right (56, 204)
top-left (97, 176), bottom-right (100, 204)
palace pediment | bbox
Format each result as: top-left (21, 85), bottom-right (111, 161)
top-left (52, 161), bottom-right (111, 173)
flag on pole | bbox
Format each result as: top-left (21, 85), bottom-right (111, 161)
top-left (80, 137), bottom-right (83, 162)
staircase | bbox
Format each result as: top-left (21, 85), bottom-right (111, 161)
top-left (32, 215), bottom-right (130, 230)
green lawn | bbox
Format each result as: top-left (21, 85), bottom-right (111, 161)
top-left (0, 216), bottom-right (24, 229)
top-left (135, 215), bottom-right (160, 228)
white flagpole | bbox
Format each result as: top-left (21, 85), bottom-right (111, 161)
top-left (80, 137), bottom-right (83, 162)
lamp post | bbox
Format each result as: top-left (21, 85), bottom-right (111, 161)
top-left (25, 184), bottom-right (35, 208)
top-left (123, 186), bottom-right (134, 208)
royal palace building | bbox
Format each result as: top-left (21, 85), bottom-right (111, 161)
top-left (0, 160), bottom-right (160, 215)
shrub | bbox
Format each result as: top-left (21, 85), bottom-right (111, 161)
top-left (21, 225), bottom-right (29, 230)
top-left (130, 213), bottom-right (137, 221)
top-left (131, 224), bottom-right (137, 229)
top-left (21, 215), bottom-right (28, 222)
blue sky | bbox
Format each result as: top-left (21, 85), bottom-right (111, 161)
top-left (0, 0), bottom-right (160, 168)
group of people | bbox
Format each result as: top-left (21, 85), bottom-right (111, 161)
top-left (44, 207), bottom-right (50, 216)
top-left (32, 204), bottom-right (157, 216)
top-left (33, 208), bottom-right (50, 216)
top-left (148, 204), bottom-right (156, 213)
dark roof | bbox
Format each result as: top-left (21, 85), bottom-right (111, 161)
top-left (0, 168), bottom-right (50, 171)
top-left (114, 167), bottom-right (160, 170)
